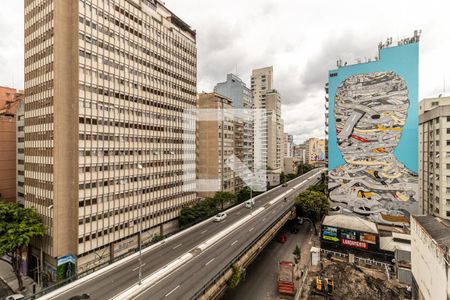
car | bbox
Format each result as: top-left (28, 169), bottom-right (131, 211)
top-left (5, 294), bottom-right (25, 300)
top-left (244, 199), bottom-right (255, 208)
top-left (213, 212), bottom-right (227, 222)
top-left (68, 294), bottom-right (91, 300)
top-left (290, 227), bottom-right (299, 234)
top-left (278, 234), bottom-right (288, 243)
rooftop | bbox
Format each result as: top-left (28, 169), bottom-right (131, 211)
top-left (323, 214), bottom-right (378, 234)
top-left (413, 215), bottom-right (450, 250)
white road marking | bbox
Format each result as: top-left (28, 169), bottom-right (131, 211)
top-left (172, 243), bottom-right (182, 250)
top-left (200, 230), bottom-right (207, 234)
top-left (231, 240), bottom-right (238, 246)
top-left (262, 218), bottom-right (266, 221)
top-left (249, 227), bottom-right (254, 232)
top-left (132, 263), bottom-right (145, 272)
top-left (165, 285), bottom-right (180, 297)
top-left (205, 258), bottom-right (215, 266)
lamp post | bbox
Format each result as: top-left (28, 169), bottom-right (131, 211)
top-left (137, 163), bottom-right (143, 285)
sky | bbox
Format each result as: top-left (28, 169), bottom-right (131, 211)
top-left (2, 0), bottom-right (450, 144)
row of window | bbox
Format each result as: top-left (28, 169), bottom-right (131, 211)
top-left (78, 160), bottom-right (192, 173)
top-left (78, 149), bottom-right (191, 157)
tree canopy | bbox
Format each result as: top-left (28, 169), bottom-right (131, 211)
top-left (294, 189), bottom-right (329, 234)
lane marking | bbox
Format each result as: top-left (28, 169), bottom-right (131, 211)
top-left (132, 263), bottom-right (145, 272)
top-left (205, 258), bottom-right (215, 266)
top-left (172, 243), bottom-right (182, 250)
top-left (200, 230), bottom-right (207, 235)
top-left (165, 285), bottom-right (180, 297)
top-left (231, 240), bottom-right (238, 246)
top-left (249, 227), bottom-right (254, 232)
top-left (262, 218), bottom-right (266, 222)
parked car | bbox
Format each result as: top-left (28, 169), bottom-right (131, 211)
top-left (5, 295), bottom-right (25, 300)
top-left (213, 212), bottom-right (227, 222)
top-left (68, 294), bottom-right (91, 300)
top-left (278, 234), bottom-right (288, 243)
top-left (244, 199), bottom-right (255, 208)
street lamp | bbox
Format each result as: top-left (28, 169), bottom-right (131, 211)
top-left (137, 163), bottom-right (143, 285)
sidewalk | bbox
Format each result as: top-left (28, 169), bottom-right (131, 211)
top-left (0, 259), bottom-right (39, 297)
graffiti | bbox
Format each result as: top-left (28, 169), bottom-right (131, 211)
top-left (329, 71), bottom-right (418, 225)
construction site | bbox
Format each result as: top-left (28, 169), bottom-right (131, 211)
top-left (300, 254), bottom-right (411, 300)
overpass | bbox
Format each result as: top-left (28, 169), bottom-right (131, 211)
top-left (38, 168), bottom-right (324, 300)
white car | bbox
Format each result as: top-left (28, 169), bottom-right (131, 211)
top-left (213, 212), bottom-right (227, 222)
top-left (6, 295), bottom-right (25, 300)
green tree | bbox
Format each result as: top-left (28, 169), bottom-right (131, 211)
top-left (293, 244), bottom-right (301, 265)
top-left (237, 187), bottom-right (251, 203)
top-left (294, 190), bottom-right (329, 235)
top-left (0, 201), bottom-right (45, 290)
top-left (227, 264), bottom-right (241, 288)
top-left (297, 163), bottom-right (314, 175)
top-left (213, 191), bottom-right (236, 210)
top-left (179, 198), bottom-right (217, 227)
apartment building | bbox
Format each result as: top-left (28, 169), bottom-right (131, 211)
top-left (293, 143), bottom-right (306, 163)
top-left (305, 137), bottom-right (325, 165)
top-left (419, 96), bottom-right (450, 219)
top-left (0, 86), bottom-right (23, 203)
top-left (196, 93), bottom-right (237, 197)
top-left (411, 215), bottom-right (450, 300)
top-left (24, 0), bottom-right (197, 279)
top-left (214, 74), bottom-right (253, 173)
top-left (284, 133), bottom-right (294, 157)
top-left (251, 66), bottom-right (284, 173)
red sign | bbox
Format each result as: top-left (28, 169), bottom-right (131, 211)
top-left (341, 239), bottom-right (368, 249)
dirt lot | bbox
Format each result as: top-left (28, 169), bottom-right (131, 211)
top-left (304, 258), bottom-right (410, 300)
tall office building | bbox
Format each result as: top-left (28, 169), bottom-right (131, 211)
top-left (251, 66), bottom-right (284, 173)
top-left (196, 93), bottom-right (237, 197)
top-left (419, 96), bottom-right (450, 220)
top-left (214, 74), bottom-right (253, 172)
top-left (16, 100), bottom-right (25, 206)
top-left (24, 0), bottom-right (197, 279)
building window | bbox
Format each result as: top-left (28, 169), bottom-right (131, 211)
top-left (432, 101), bottom-right (439, 106)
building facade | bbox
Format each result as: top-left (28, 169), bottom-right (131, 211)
top-left (16, 100), bottom-right (25, 206)
top-left (419, 96), bottom-right (450, 220)
top-left (305, 137), bottom-right (325, 165)
top-left (196, 93), bottom-right (237, 197)
top-left (0, 86), bottom-right (23, 203)
top-left (251, 66), bottom-right (284, 173)
top-left (284, 133), bottom-right (294, 157)
top-left (327, 35), bottom-right (420, 225)
top-left (293, 143), bottom-right (306, 163)
top-left (24, 0), bottom-right (197, 280)
top-left (214, 74), bottom-right (253, 172)
top-left (411, 215), bottom-right (450, 300)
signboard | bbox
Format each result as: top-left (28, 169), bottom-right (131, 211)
top-left (322, 226), bottom-right (339, 242)
top-left (341, 238), bottom-right (368, 249)
top-left (341, 229), bottom-right (357, 240)
top-left (56, 254), bottom-right (76, 281)
top-left (360, 232), bottom-right (377, 244)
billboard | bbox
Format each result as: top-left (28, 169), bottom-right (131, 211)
top-left (328, 41), bottom-right (419, 225)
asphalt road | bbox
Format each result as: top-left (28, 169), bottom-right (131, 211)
top-left (222, 221), bottom-right (313, 300)
top-left (45, 168), bottom-right (323, 300)
top-left (130, 170), bottom-right (322, 300)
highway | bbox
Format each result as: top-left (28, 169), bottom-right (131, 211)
top-left (40, 168), bottom-right (323, 300)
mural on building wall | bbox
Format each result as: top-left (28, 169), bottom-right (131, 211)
top-left (329, 71), bottom-right (418, 225)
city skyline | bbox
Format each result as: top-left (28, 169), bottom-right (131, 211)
top-left (2, 0), bottom-right (450, 143)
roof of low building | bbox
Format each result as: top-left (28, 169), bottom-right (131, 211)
top-left (413, 215), bottom-right (450, 250)
top-left (323, 214), bottom-right (378, 234)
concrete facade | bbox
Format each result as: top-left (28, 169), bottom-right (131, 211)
top-left (24, 0), bottom-right (197, 279)
top-left (16, 100), bottom-right (25, 206)
top-left (411, 215), bottom-right (450, 300)
top-left (419, 96), bottom-right (450, 219)
top-left (305, 137), bottom-right (325, 165)
top-left (0, 86), bottom-right (23, 203)
top-left (196, 93), bottom-right (236, 198)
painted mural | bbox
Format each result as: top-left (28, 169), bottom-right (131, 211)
top-left (328, 71), bottom-right (418, 225)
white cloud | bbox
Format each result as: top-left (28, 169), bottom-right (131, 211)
top-left (2, 0), bottom-right (450, 143)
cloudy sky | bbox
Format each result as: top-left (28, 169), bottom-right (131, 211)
top-left (2, 0), bottom-right (449, 143)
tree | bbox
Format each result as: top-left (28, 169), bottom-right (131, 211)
top-left (213, 191), bottom-right (236, 210)
top-left (179, 198), bottom-right (217, 227)
top-left (294, 190), bottom-right (329, 235)
top-left (0, 201), bottom-right (45, 291)
top-left (293, 244), bottom-right (301, 265)
top-left (227, 264), bottom-right (241, 288)
top-left (237, 187), bottom-right (251, 203)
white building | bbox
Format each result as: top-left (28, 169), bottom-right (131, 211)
top-left (411, 215), bottom-right (450, 300)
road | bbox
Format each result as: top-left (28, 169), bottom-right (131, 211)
top-left (42, 168), bottom-right (323, 300)
top-left (222, 221), bottom-right (313, 300)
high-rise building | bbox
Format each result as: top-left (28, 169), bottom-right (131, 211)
top-left (196, 93), bottom-right (238, 197)
top-left (293, 143), bottom-right (306, 163)
top-left (284, 133), bottom-right (294, 157)
top-left (419, 96), bottom-right (450, 219)
top-left (16, 100), bottom-right (25, 206)
top-left (0, 86), bottom-right (23, 203)
top-left (251, 67), bottom-right (284, 173)
top-left (24, 0), bottom-right (197, 278)
top-left (214, 74), bottom-right (253, 172)
top-left (327, 33), bottom-right (420, 224)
